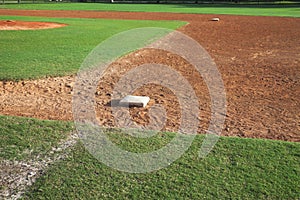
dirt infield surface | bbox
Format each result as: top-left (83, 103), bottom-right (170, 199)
top-left (0, 9), bottom-right (299, 142)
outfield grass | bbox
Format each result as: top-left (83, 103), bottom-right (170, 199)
top-left (1, 3), bottom-right (300, 17)
top-left (0, 115), bottom-right (73, 161)
top-left (23, 131), bottom-right (300, 199)
top-left (0, 15), bottom-right (185, 81)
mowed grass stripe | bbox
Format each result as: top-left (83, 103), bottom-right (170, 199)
top-left (0, 16), bottom-right (185, 81)
top-left (1, 3), bottom-right (300, 17)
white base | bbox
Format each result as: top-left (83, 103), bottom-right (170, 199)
top-left (211, 18), bottom-right (220, 21)
top-left (119, 95), bottom-right (150, 108)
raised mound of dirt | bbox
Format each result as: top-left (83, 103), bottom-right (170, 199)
top-left (0, 20), bottom-right (66, 30)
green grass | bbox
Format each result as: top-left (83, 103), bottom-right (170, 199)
top-left (0, 115), bottom-right (299, 198)
top-left (1, 3), bottom-right (300, 17)
top-left (0, 115), bottom-right (73, 161)
top-left (0, 15), bottom-right (185, 81)
top-left (23, 131), bottom-right (300, 199)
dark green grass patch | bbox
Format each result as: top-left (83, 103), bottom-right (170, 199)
top-left (0, 16), bottom-right (185, 81)
top-left (1, 3), bottom-right (300, 17)
top-left (24, 132), bottom-right (300, 199)
top-left (0, 115), bottom-right (73, 161)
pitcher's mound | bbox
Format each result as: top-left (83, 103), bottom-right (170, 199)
top-left (0, 20), bottom-right (67, 30)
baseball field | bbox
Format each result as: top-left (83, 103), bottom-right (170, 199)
top-left (0, 3), bottom-right (299, 199)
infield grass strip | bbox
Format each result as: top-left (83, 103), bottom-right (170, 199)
top-left (0, 3), bottom-right (300, 17)
top-left (0, 16), bottom-right (185, 81)
top-left (0, 115), bottom-right (73, 161)
top-left (24, 132), bottom-right (300, 199)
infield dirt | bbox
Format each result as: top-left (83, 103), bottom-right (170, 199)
top-left (0, 9), bottom-right (299, 142)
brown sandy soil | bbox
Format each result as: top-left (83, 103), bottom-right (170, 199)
top-left (0, 9), bottom-right (299, 142)
top-left (0, 20), bottom-right (66, 30)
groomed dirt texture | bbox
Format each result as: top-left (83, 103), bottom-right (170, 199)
top-left (0, 9), bottom-right (299, 142)
top-left (0, 20), bottom-right (66, 30)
